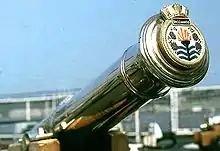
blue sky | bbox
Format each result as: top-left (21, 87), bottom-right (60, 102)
top-left (0, 0), bottom-right (218, 93)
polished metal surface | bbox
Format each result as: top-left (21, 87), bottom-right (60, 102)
top-left (20, 3), bottom-right (209, 150)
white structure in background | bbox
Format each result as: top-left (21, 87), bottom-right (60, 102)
top-left (148, 122), bottom-right (163, 139)
top-left (208, 114), bottom-right (220, 125)
top-left (134, 110), bottom-right (141, 143)
top-left (169, 88), bottom-right (180, 132)
top-left (143, 122), bottom-right (163, 147)
top-left (128, 144), bottom-right (143, 151)
top-left (183, 143), bottom-right (199, 150)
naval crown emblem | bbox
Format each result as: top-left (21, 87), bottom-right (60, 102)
top-left (160, 3), bottom-right (189, 20)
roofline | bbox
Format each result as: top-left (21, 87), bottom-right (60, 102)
top-left (0, 88), bottom-right (81, 99)
top-left (0, 94), bottom-right (70, 103)
top-left (171, 85), bottom-right (220, 92)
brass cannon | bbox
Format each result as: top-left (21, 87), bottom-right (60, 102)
top-left (9, 3), bottom-right (209, 151)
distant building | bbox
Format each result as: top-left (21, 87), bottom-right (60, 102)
top-left (122, 85), bottom-right (220, 133)
top-left (1, 85), bottom-right (220, 139)
top-left (0, 88), bottom-right (81, 138)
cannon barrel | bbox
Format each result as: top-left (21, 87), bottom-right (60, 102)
top-left (20, 3), bottom-right (209, 150)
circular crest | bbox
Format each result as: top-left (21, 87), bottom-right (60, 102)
top-left (158, 20), bottom-right (206, 68)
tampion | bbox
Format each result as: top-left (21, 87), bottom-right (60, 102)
top-left (19, 3), bottom-right (209, 151)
